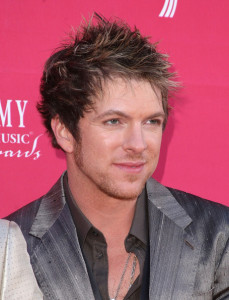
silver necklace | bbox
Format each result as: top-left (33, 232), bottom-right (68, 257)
top-left (110, 253), bottom-right (137, 300)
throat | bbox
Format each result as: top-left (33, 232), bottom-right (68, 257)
top-left (84, 200), bottom-right (137, 237)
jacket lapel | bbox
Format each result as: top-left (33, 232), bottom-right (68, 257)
top-left (27, 173), bottom-right (200, 300)
top-left (29, 174), bottom-right (95, 300)
top-left (146, 178), bottom-right (201, 300)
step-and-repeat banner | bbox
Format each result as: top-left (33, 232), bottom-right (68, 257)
top-left (1, 0), bottom-right (229, 217)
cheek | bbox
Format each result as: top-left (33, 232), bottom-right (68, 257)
top-left (97, 130), bottom-right (123, 150)
top-left (147, 133), bottom-right (163, 152)
top-left (80, 131), bottom-right (120, 162)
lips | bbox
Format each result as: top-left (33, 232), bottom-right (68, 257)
top-left (113, 162), bottom-right (145, 173)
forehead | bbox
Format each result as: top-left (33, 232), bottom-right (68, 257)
top-left (92, 77), bottom-right (163, 113)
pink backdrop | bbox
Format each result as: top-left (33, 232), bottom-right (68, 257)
top-left (1, 0), bottom-right (229, 217)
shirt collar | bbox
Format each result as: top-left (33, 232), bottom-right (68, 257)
top-left (64, 172), bottom-right (92, 247)
top-left (64, 172), bottom-right (148, 247)
top-left (129, 187), bottom-right (148, 246)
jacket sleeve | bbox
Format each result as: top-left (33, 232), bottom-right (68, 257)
top-left (0, 219), bottom-right (43, 300)
top-left (213, 237), bottom-right (229, 299)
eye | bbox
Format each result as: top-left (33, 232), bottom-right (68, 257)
top-left (105, 119), bottom-right (120, 125)
top-left (146, 119), bottom-right (162, 126)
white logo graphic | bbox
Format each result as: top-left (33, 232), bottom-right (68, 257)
top-left (0, 99), bottom-right (42, 160)
top-left (159, 0), bottom-right (178, 18)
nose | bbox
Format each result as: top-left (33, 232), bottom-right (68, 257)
top-left (123, 124), bottom-right (147, 153)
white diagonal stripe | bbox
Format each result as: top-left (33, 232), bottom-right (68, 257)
top-left (165, 0), bottom-right (174, 17)
top-left (170, 0), bottom-right (178, 17)
top-left (159, 0), bottom-right (170, 17)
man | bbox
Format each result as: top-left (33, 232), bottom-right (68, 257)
top-left (6, 15), bottom-right (229, 300)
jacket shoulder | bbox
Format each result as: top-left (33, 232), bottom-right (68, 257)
top-left (167, 187), bottom-right (229, 227)
top-left (5, 174), bottom-right (64, 229)
top-left (5, 198), bottom-right (42, 235)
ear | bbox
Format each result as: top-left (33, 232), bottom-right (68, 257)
top-left (51, 116), bottom-right (74, 153)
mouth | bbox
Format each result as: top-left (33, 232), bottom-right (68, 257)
top-left (113, 162), bottom-right (145, 174)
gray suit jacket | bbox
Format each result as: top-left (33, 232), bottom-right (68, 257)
top-left (6, 173), bottom-right (229, 300)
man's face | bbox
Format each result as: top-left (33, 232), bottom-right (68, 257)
top-left (71, 78), bottom-right (164, 200)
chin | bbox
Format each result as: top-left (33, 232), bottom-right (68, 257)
top-left (98, 180), bottom-right (145, 201)
top-left (107, 191), bottom-right (141, 201)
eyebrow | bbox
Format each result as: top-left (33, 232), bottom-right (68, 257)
top-left (93, 109), bottom-right (165, 121)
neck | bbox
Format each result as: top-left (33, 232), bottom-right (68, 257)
top-left (67, 169), bottom-right (137, 239)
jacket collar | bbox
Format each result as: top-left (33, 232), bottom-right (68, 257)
top-left (30, 173), bottom-right (199, 300)
top-left (30, 173), bottom-right (66, 238)
top-left (146, 177), bottom-right (200, 299)
top-left (146, 177), bottom-right (192, 229)
top-left (29, 172), bottom-right (95, 300)
top-left (30, 172), bottom-right (192, 238)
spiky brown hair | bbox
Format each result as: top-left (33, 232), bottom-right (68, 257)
top-left (38, 13), bottom-right (177, 149)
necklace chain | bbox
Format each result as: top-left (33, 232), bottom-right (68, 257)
top-left (110, 252), bottom-right (137, 300)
